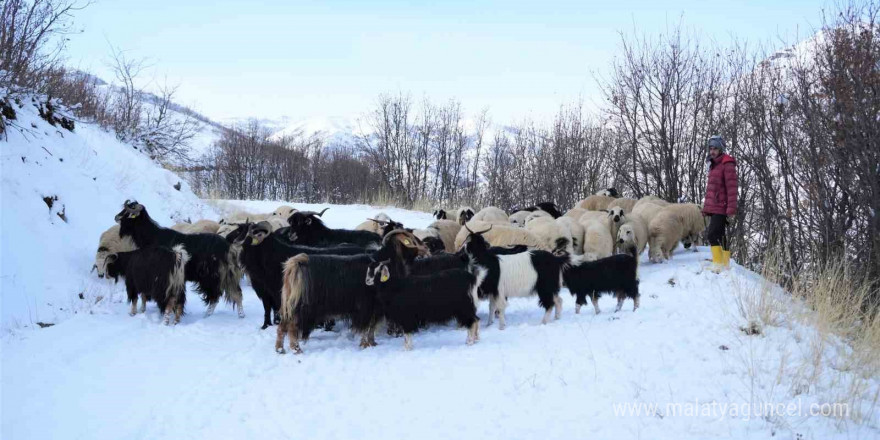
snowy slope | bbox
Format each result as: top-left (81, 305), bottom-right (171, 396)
top-left (0, 96), bottom-right (219, 328)
top-left (268, 115), bottom-right (364, 147)
top-left (2, 197), bottom-right (878, 440)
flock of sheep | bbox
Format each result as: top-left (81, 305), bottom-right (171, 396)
top-left (92, 189), bottom-right (705, 351)
top-left (431, 190), bottom-right (706, 266)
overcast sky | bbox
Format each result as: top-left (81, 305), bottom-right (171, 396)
top-left (64, 0), bottom-right (829, 125)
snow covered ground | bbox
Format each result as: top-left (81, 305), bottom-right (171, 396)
top-left (3, 202), bottom-right (878, 439)
top-left (2, 100), bottom-right (877, 439)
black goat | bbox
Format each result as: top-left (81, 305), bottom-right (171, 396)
top-left (103, 245), bottom-right (189, 325)
top-left (114, 200), bottom-right (244, 318)
top-left (286, 208), bottom-right (382, 248)
top-left (562, 254), bottom-right (639, 314)
top-left (365, 258), bottom-right (483, 350)
top-left (275, 230), bottom-right (429, 354)
top-left (462, 226), bottom-right (568, 329)
top-left (375, 242), bottom-right (471, 337)
top-left (232, 221), bottom-right (367, 330)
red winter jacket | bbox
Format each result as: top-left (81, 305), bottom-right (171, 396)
top-left (703, 153), bottom-right (738, 216)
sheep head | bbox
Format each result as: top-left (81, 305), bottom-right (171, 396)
top-left (433, 209), bottom-right (447, 220)
top-left (607, 207), bottom-right (625, 224)
top-left (458, 208), bottom-right (475, 225)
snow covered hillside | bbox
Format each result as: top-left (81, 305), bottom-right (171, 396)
top-left (0, 96), bottom-right (217, 328)
top-left (2, 198), bottom-right (878, 438)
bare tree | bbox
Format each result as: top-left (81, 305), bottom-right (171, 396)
top-left (0, 0), bottom-right (89, 92)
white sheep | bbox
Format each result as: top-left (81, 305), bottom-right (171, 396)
top-left (453, 220), bottom-right (549, 251)
top-left (354, 212), bottom-right (392, 234)
top-left (524, 217), bottom-right (573, 255)
top-left (451, 206), bottom-right (476, 225)
top-left (171, 220), bottom-right (222, 234)
top-left (576, 195), bottom-right (615, 211)
top-left (607, 197), bottom-right (638, 213)
top-left (508, 210), bottom-right (532, 227)
top-left (472, 206), bottom-right (509, 223)
top-left (563, 207), bottom-right (587, 219)
top-left (555, 216), bottom-right (585, 254)
top-left (221, 211), bottom-right (270, 225)
top-left (170, 222), bottom-right (191, 233)
top-left (580, 216), bottom-right (614, 261)
top-left (647, 208), bottom-right (685, 263)
top-left (616, 214), bottom-right (648, 259)
top-left (93, 224), bottom-right (137, 278)
top-left (606, 206), bottom-right (628, 241)
top-left (272, 205), bottom-right (297, 219)
top-left (660, 203), bottom-right (706, 252)
top-left (413, 219), bottom-right (462, 253)
top-left (632, 196), bottom-right (670, 212)
top-left (631, 201), bottom-right (666, 226)
top-left (265, 216), bottom-right (288, 232)
top-left (191, 219), bottom-right (221, 234)
top-left (524, 210), bottom-right (553, 224)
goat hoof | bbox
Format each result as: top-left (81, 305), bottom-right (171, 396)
top-left (275, 347), bottom-right (285, 354)
top-left (129, 312), bottom-right (136, 317)
top-left (260, 324), bottom-right (269, 330)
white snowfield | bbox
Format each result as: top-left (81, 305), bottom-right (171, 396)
top-left (2, 102), bottom-right (878, 439)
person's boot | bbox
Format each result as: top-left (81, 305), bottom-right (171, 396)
top-left (710, 246), bottom-right (723, 273)
top-left (722, 249), bottom-right (731, 269)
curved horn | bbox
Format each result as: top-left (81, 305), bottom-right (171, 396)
top-left (477, 225), bottom-right (493, 235)
top-left (464, 224), bottom-right (475, 235)
top-left (317, 208), bottom-right (329, 217)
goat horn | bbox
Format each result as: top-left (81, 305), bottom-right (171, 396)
top-left (476, 225), bottom-right (492, 235)
top-left (317, 208), bottom-right (329, 217)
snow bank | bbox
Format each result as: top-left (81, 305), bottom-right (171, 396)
top-left (1, 97), bottom-right (218, 328)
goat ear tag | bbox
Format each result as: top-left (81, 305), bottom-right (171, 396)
top-left (403, 239), bottom-right (411, 246)
top-left (380, 266), bottom-right (390, 282)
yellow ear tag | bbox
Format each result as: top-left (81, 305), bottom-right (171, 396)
top-left (251, 237), bottom-right (259, 245)
top-left (403, 239), bottom-right (411, 245)
top-left (129, 212), bottom-right (138, 218)
top-left (380, 272), bottom-right (389, 282)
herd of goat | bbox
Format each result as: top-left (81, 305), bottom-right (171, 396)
top-left (93, 189), bottom-right (706, 351)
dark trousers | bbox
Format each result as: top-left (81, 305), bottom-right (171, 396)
top-left (706, 214), bottom-right (728, 249)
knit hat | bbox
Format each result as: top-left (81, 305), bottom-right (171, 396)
top-left (707, 135), bottom-right (726, 151)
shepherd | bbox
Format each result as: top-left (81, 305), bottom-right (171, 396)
top-left (702, 135), bottom-right (738, 271)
